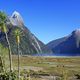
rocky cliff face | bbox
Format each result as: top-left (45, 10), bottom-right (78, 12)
top-left (0, 11), bottom-right (52, 55)
top-left (47, 29), bottom-right (80, 56)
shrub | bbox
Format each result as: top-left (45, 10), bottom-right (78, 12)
top-left (0, 71), bottom-right (17, 80)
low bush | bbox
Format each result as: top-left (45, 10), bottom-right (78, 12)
top-left (0, 71), bottom-right (17, 80)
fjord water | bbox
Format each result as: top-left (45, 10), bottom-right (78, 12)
top-left (33, 53), bottom-right (80, 57)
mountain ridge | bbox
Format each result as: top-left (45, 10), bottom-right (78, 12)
top-left (0, 11), bottom-right (52, 55)
top-left (46, 29), bottom-right (80, 56)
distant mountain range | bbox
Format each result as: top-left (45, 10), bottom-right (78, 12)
top-left (0, 11), bottom-right (80, 56)
top-left (0, 11), bottom-right (52, 55)
top-left (46, 29), bottom-right (80, 56)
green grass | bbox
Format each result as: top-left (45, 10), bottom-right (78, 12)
top-left (11, 55), bottom-right (80, 80)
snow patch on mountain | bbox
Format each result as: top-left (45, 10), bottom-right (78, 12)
top-left (10, 11), bottom-right (24, 27)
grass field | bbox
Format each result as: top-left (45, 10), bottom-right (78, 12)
top-left (12, 55), bottom-right (80, 80)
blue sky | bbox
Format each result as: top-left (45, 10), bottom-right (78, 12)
top-left (0, 0), bottom-right (80, 44)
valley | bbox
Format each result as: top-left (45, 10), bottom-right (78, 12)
top-left (0, 11), bottom-right (80, 80)
top-left (11, 55), bottom-right (80, 80)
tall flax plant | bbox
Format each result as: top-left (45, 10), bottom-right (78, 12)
top-left (0, 11), bottom-right (12, 72)
top-left (14, 28), bottom-right (22, 80)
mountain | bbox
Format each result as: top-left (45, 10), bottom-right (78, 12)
top-left (0, 11), bottom-right (52, 55)
top-left (46, 29), bottom-right (80, 56)
top-left (10, 11), bottom-right (24, 28)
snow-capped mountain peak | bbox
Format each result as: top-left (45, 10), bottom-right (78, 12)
top-left (12, 11), bottom-right (20, 16)
top-left (10, 11), bottom-right (24, 27)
